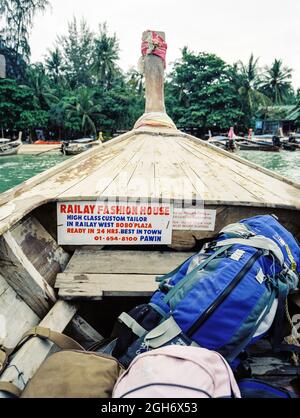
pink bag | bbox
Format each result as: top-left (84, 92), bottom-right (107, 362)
top-left (113, 345), bottom-right (241, 398)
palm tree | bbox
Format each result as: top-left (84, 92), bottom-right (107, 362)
top-left (260, 59), bottom-right (293, 104)
top-left (45, 48), bottom-right (63, 84)
top-left (238, 54), bottom-right (270, 112)
top-left (26, 63), bottom-right (52, 109)
top-left (127, 68), bottom-right (144, 96)
top-left (2, 0), bottom-right (50, 60)
top-left (65, 87), bottom-right (101, 137)
top-left (91, 23), bottom-right (119, 87)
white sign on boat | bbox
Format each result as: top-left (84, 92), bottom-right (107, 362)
top-left (173, 208), bottom-right (217, 231)
top-left (57, 201), bottom-right (173, 245)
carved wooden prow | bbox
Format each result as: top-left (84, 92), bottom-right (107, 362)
top-left (134, 31), bottom-right (177, 131)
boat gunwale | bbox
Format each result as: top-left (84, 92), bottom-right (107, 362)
top-left (0, 130), bottom-right (136, 207)
top-left (0, 128), bottom-right (299, 210)
top-left (0, 129), bottom-right (299, 238)
top-left (181, 133), bottom-right (300, 190)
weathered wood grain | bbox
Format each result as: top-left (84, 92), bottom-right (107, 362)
top-left (56, 273), bottom-right (158, 300)
top-left (0, 130), bottom-right (136, 236)
top-left (0, 274), bottom-right (39, 348)
top-left (10, 216), bottom-right (70, 286)
top-left (0, 231), bottom-right (56, 317)
top-left (64, 249), bottom-right (193, 275)
top-left (0, 128), bottom-right (299, 254)
top-left (0, 301), bottom-right (77, 398)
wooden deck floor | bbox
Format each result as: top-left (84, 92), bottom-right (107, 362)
top-left (56, 248), bottom-right (194, 300)
top-left (59, 132), bottom-right (300, 207)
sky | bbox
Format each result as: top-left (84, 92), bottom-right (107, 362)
top-left (28, 0), bottom-right (300, 88)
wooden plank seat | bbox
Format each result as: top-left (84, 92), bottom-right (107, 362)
top-left (56, 249), bottom-right (194, 300)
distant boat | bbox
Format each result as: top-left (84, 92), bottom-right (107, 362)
top-left (282, 134), bottom-right (300, 151)
top-left (61, 138), bottom-right (100, 156)
top-left (237, 140), bottom-right (280, 152)
top-left (207, 127), bottom-right (244, 152)
top-left (207, 135), bottom-right (229, 150)
top-left (0, 138), bottom-right (22, 156)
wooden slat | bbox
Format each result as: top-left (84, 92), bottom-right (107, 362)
top-left (125, 140), bottom-right (157, 198)
top-left (101, 137), bottom-right (148, 197)
top-left (56, 273), bottom-right (158, 300)
top-left (178, 136), bottom-right (300, 206)
top-left (59, 135), bottom-right (143, 199)
top-left (0, 274), bottom-right (39, 348)
top-left (64, 249), bottom-right (193, 275)
top-left (175, 139), bottom-right (265, 203)
top-left (153, 138), bottom-right (198, 200)
top-left (57, 132), bottom-right (300, 207)
top-left (0, 231), bottom-right (56, 317)
top-left (10, 216), bottom-right (70, 286)
top-left (0, 301), bottom-right (77, 398)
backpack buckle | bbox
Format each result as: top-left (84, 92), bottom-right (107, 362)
top-left (32, 327), bottom-right (51, 339)
top-left (159, 282), bottom-right (173, 294)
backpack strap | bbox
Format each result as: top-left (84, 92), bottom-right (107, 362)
top-left (0, 328), bottom-right (84, 398)
top-left (18, 327), bottom-right (84, 351)
top-left (0, 382), bottom-right (22, 397)
top-left (220, 222), bottom-right (254, 239)
top-left (144, 317), bottom-right (185, 349)
top-left (156, 253), bottom-right (196, 284)
top-left (163, 245), bottom-right (233, 305)
top-left (0, 327), bottom-right (84, 377)
top-left (227, 290), bottom-right (277, 363)
top-left (214, 236), bottom-right (284, 266)
top-left (0, 346), bottom-right (14, 374)
top-left (118, 313), bottom-right (147, 338)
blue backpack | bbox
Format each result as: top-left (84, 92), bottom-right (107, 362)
top-left (238, 379), bottom-right (295, 398)
top-left (114, 215), bottom-right (300, 368)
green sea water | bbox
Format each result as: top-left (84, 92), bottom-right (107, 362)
top-left (0, 151), bottom-right (299, 195)
top-left (237, 150), bottom-right (300, 183)
top-left (0, 154), bottom-right (69, 194)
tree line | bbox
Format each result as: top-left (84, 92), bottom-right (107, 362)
top-left (0, 0), bottom-right (299, 141)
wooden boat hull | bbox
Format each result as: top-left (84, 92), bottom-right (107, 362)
top-left (238, 142), bottom-right (280, 152)
top-left (61, 144), bottom-right (93, 156)
top-left (0, 143), bottom-right (21, 156)
top-left (282, 143), bottom-right (297, 151)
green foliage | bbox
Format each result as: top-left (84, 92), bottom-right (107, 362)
top-left (0, 10), bottom-right (299, 138)
top-left (260, 59), bottom-right (293, 104)
top-left (0, 78), bottom-right (36, 128)
top-left (92, 23), bottom-right (120, 87)
top-left (45, 47), bottom-right (63, 85)
top-left (0, 36), bottom-right (27, 80)
top-left (64, 87), bottom-right (101, 136)
top-left (166, 48), bottom-right (244, 130)
top-left (1, 0), bottom-right (50, 60)
top-left (56, 18), bottom-right (94, 88)
top-left (18, 109), bottom-right (48, 129)
top-left (235, 54), bottom-right (271, 126)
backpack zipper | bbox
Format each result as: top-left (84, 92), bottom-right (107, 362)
top-left (186, 249), bottom-right (263, 338)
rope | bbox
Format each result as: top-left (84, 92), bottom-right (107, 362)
top-left (141, 31), bottom-right (167, 68)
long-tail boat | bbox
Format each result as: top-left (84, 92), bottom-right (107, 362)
top-left (0, 31), bottom-right (300, 398)
top-left (0, 134), bottom-right (22, 156)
